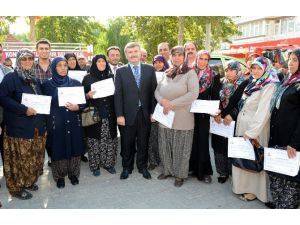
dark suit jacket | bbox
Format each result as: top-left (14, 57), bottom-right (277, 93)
top-left (114, 63), bottom-right (157, 126)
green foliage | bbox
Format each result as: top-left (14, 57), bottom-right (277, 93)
top-left (35, 17), bottom-right (105, 45)
top-left (0, 16), bottom-right (17, 43)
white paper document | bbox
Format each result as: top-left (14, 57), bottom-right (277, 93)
top-left (57, 86), bottom-right (86, 107)
top-left (228, 137), bottom-right (255, 160)
top-left (209, 117), bottom-right (235, 138)
top-left (152, 104), bottom-right (175, 129)
top-left (91, 78), bottom-right (115, 99)
top-left (264, 148), bottom-right (300, 177)
top-left (155, 72), bottom-right (164, 83)
top-left (190, 100), bottom-right (220, 114)
top-left (68, 70), bottom-right (87, 83)
top-left (21, 93), bottom-right (52, 115)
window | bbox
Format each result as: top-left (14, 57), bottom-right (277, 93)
top-left (209, 58), bottom-right (224, 77)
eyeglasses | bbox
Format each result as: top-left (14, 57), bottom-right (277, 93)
top-left (199, 57), bottom-right (209, 61)
top-left (20, 57), bottom-right (34, 61)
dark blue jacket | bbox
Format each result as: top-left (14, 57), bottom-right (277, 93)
top-left (0, 70), bottom-right (46, 138)
top-left (42, 78), bottom-right (84, 161)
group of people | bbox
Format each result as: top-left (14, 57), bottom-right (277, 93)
top-left (0, 39), bottom-right (299, 209)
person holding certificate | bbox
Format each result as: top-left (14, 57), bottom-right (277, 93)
top-left (212, 60), bottom-right (245, 184)
top-left (82, 54), bottom-right (118, 176)
top-left (0, 49), bottom-right (47, 200)
top-left (42, 57), bottom-right (84, 189)
top-left (155, 46), bottom-right (198, 187)
top-left (233, 57), bottom-right (279, 202)
top-left (189, 50), bottom-right (221, 184)
top-left (268, 48), bottom-right (300, 209)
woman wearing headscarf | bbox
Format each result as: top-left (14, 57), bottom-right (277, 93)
top-left (189, 50), bottom-right (221, 183)
top-left (233, 56), bottom-right (279, 202)
top-left (82, 54), bottom-right (117, 176)
top-left (64, 53), bottom-right (89, 163)
top-left (0, 49), bottom-right (46, 200)
top-left (147, 55), bottom-right (170, 171)
top-left (267, 48), bottom-right (300, 209)
top-left (155, 46), bottom-right (198, 187)
top-left (42, 57), bottom-right (84, 188)
top-left (212, 60), bottom-right (246, 184)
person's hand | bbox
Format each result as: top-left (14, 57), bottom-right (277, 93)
top-left (287, 145), bottom-right (297, 158)
top-left (223, 115), bottom-right (233, 126)
top-left (150, 114), bottom-right (156, 123)
top-left (160, 99), bottom-right (173, 115)
top-left (213, 114), bottom-right (222, 124)
top-left (26, 107), bottom-right (37, 116)
top-left (65, 103), bottom-right (79, 111)
top-left (117, 116), bottom-right (125, 126)
top-left (243, 134), bottom-right (251, 141)
top-left (0, 127), bottom-right (2, 135)
top-left (87, 90), bottom-right (96, 99)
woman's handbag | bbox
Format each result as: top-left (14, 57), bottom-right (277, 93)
top-left (81, 106), bottom-right (101, 127)
top-left (231, 139), bottom-right (264, 173)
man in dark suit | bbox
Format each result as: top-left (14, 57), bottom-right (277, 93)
top-left (114, 42), bottom-right (157, 180)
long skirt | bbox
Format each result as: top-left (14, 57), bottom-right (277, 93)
top-left (52, 156), bottom-right (81, 181)
top-left (86, 119), bottom-right (118, 172)
top-left (232, 165), bottom-right (268, 202)
top-left (148, 122), bottom-right (160, 166)
top-left (212, 134), bottom-right (231, 177)
top-left (3, 131), bottom-right (46, 196)
top-left (269, 173), bottom-right (300, 209)
top-left (158, 127), bottom-right (194, 179)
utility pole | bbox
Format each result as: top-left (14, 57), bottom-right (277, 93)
top-left (178, 16), bottom-right (185, 45)
top-left (205, 22), bottom-right (211, 51)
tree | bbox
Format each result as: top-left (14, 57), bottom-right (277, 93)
top-left (0, 16), bottom-right (17, 43)
top-left (35, 17), bottom-right (105, 45)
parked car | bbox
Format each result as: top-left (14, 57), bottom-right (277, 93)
top-left (210, 55), bottom-right (246, 77)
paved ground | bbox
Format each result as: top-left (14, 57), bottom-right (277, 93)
top-left (0, 138), bottom-right (268, 209)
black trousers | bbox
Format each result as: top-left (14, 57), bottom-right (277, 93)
top-left (0, 124), bottom-right (3, 164)
top-left (119, 109), bottom-right (150, 171)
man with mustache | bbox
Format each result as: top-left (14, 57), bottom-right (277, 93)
top-left (114, 42), bottom-right (157, 180)
top-left (184, 41), bottom-right (197, 68)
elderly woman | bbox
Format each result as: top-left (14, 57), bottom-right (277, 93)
top-left (147, 55), bottom-right (170, 171)
top-left (212, 60), bottom-right (246, 183)
top-left (0, 49), bottom-right (46, 200)
top-left (155, 46), bottom-right (198, 187)
top-left (267, 48), bottom-right (300, 209)
top-left (189, 50), bottom-right (221, 183)
top-left (233, 56), bottom-right (279, 202)
top-left (82, 54), bottom-right (118, 176)
top-left (42, 57), bottom-right (84, 188)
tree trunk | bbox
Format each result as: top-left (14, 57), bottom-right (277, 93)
top-left (205, 22), bottom-right (211, 52)
top-left (29, 16), bottom-right (36, 42)
top-left (178, 16), bottom-right (184, 45)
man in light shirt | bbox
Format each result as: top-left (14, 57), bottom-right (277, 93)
top-left (107, 46), bottom-right (123, 77)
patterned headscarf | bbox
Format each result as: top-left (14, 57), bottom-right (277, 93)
top-left (50, 57), bottom-right (70, 87)
top-left (16, 48), bottom-right (38, 93)
top-left (90, 54), bottom-right (112, 80)
top-left (220, 60), bottom-right (245, 108)
top-left (153, 54), bottom-right (169, 72)
top-left (270, 48), bottom-right (300, 111)
top-left (239, 57), bottom-right (279, 110)
top-left (64, 53), bottom-right (81, 70)
top-left (195, 50), bottom-right (214, 94)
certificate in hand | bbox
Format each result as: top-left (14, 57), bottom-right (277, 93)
top-left (68, 70), bottom-right (87, 83)
top-left (57, 86), bottom-right (86, 107)
top-left (91, 78), bottom-right (115, 99)
top-left (264, 148), bottom-right (300, 177)
top-left (21, 93), bottom-right (52, 115)
top-left (190, 100), bottom-right (220, 115)
top-left (155, 72), bottom-right (164, 83)
top-left (152, 103), bottom-right (175, 129)
top-left (228, 137), bottom-right (255, 160)
top-left (209, 117), bottom-right (235, 138)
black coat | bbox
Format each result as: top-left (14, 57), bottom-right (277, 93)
top-left (114, 64), bottom-right (157, 126)
top-left (82, 73), bottom-right (117, 139)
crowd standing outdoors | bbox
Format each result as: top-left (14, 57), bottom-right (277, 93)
top-left (0, 37), bottom-right (299, 209)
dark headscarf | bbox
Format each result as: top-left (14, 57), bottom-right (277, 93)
top-left (90, 54), bottom-right (112, 80)
top-left (64, 53), bottom-right (81, 70)
top-left (50, 57), bottom-right (70, 87)
top-left (165, 46), bottom-right (190, 79)
top-left (153, 54), bottom-right (169, 72)
top-left (16, 48), bottom-right (38, 93)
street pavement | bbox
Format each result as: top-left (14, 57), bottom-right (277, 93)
top-left (0, 140), bottom-right (267, 209)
